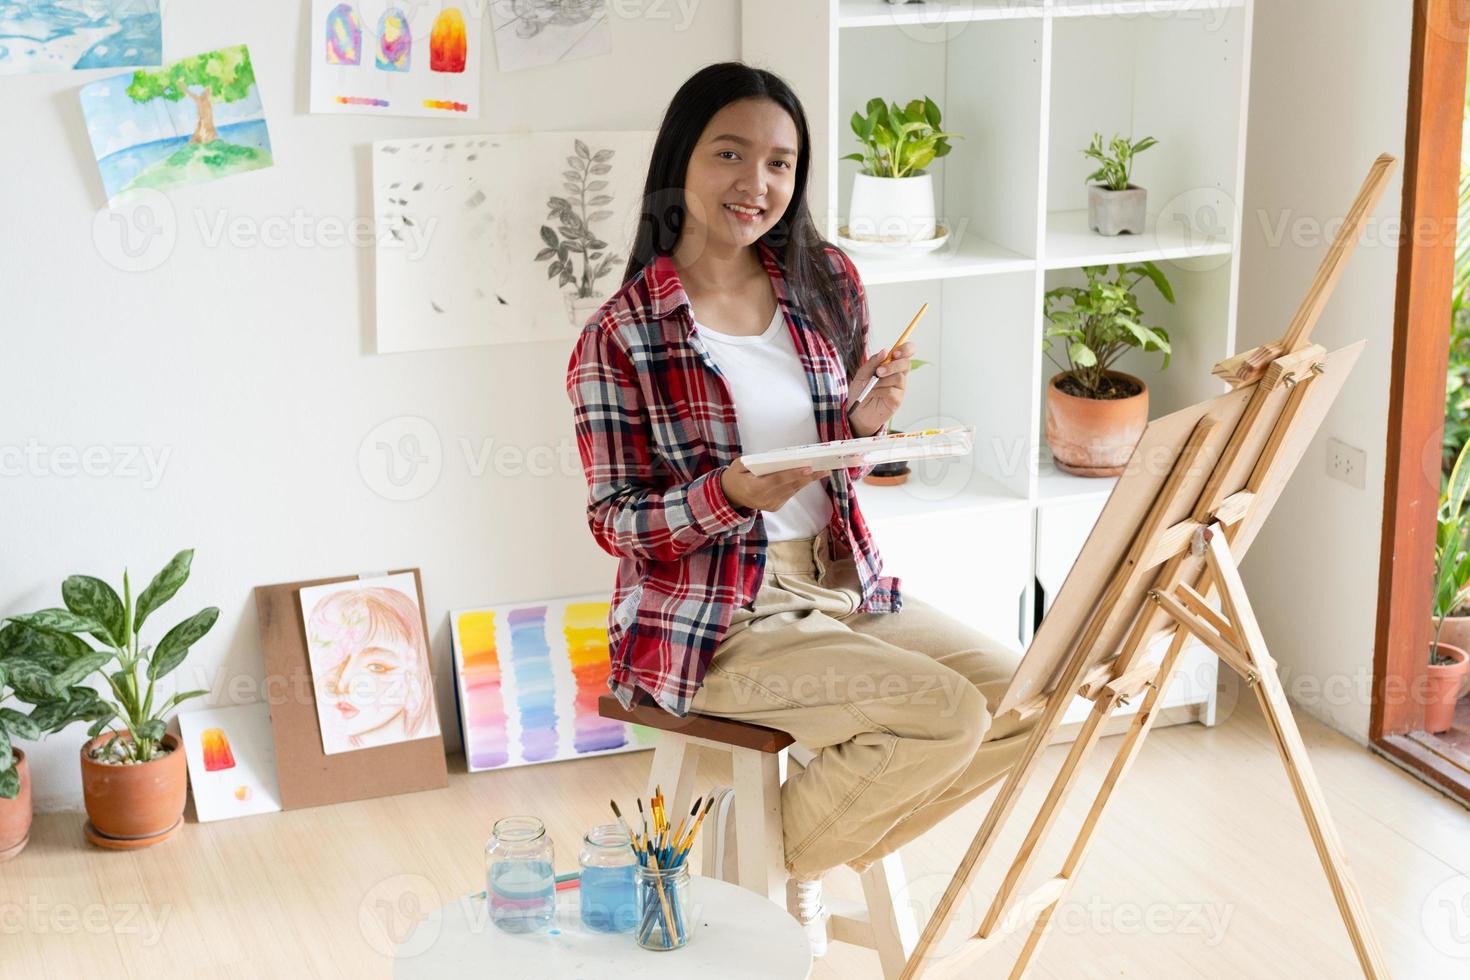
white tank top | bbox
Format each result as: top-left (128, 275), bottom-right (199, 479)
top-left (692, 304), bottom-right (835, 542)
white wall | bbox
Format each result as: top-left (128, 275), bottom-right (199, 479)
top-left (2, 0), bottom-right (733, 811)
top-left (1235, 0), bottom-right (1413, 740)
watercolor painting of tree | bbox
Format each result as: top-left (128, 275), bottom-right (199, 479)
top-left (80, 44), bottom-right (274, 206)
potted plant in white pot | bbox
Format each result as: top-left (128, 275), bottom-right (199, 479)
top-left (6, 548), bottom-right (215, 848)
top-left (0, 621), bottom-right (111, 860)
top-left (1428, 441), bottom-right (1470, 733)
top-left (842, 96), bottom-right (958, 247)
top-left (1043, 262), bottom-right (1174, 476)
top-left (1084, 132), bottom-right (1157, 236)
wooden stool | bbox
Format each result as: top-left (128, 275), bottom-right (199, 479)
top-left (598, 694), bottom-right (919, 978)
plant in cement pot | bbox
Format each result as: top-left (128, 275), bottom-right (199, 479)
top-left (843, 96), bottom-right (958, 245)
top-left (5, 548), bottom-right (216, 847)
top-left (1043, 262), bottom-right (1173, 477)
top-left (0, 621), bottom-right (111, 860)
top-left (1427, 442), bottom-right (1470, 733)
top-left (1084, 132), bottom-right (1157, 236)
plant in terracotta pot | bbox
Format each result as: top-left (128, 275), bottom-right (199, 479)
top-left (1043, 262), bottom-right (1173, 477)
top-left (6, 548), bottom-right (216, 847)
top-left (1084, 132), bottom-right (1157, 236)
top-left (1427, 443), bottom-right (1470, 733)
top-left (843, 96), bottom-right (958, 245)
top-left (0, 621), bottom-right (112, 860)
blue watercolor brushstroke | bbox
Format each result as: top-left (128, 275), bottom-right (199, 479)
top-left (507, 606), bottom-right (559, 763)
top-left (0, 1), bottom-right (161, 73)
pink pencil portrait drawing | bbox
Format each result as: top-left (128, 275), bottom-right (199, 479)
top-left (300, 575), bottom-right (442, 755)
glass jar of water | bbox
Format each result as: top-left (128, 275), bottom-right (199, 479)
top-left (577, 823), bottom-right (637, 933)
top-left (485, 816), bottom-right (556, 933)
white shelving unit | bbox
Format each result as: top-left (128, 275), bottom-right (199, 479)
top-left (743, 0), bottom-right (1255, 730)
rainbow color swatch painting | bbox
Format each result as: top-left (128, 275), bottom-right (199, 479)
top-left (309, 0), bottom-right (481, 118)
top-left (451, 594), bottom-right (657, 772)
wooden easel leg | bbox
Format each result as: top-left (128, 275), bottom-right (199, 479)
top-left (1201, 530), bottom-right (1392, 979)
top-left (1007, 625), bottom-right (1192, 979)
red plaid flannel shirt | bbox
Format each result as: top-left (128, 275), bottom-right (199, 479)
top-left (565, 239), bottom-right (902, 717)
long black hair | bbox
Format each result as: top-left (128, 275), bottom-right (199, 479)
top-left (621, 61), bottom-right (861, 379)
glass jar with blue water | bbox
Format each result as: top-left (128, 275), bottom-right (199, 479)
top-left (485, 816), bottom-right (556, 933)
top-left (577, 823), bottom-right (638, 933)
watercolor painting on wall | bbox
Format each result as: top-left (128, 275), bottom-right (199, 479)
top-left (0, 0), bottom-right (162, 75)
top-left (298, 572), bottom-right (443, 756)
top-left (488, 0), bottom-right (611, 73)
top-left (79, 43), bottom-right (273, 207)
top-left (451, 594), bottom-right (657, 772)
top-left (373, 130), bottom-right (654, 352)
top-left (309, 0), bottom-right (482, 118)
top-left (178, 703), bottom-right (283, 822)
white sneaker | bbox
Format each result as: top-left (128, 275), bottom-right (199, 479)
top-left (791, 876), bottom-right (830, 957)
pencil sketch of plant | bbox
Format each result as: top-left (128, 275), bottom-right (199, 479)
top-left (536, 138), bottom-right (620, 305)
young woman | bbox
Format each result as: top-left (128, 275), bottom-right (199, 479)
top-left (566, 62), bottom-right (1034, 942)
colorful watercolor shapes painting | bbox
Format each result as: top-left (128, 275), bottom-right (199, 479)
top-left (310, 0), bottom-right (481, 118)
top-left (79, 44), bottom-right (273, 208)
top-left (430, 8), bottom-right (467, 72)
top-left (451, 594), bottom-right (657, 772)
top-left (178, 703), bottom-right (283, 822)
top-left (372, 130), bottom-right (655, 352)
top-left (325, 3), bottom-right (362, 65)
top-left (298, 572), bottom-right (443, 757)
top-left (375, 8), bottom-right (410, 71)
top-left (489, 0), bottom-right (611, 74)
top-left (0, 0), bottom-right (162, 75)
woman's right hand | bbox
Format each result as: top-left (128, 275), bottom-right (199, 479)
top-left (720, 458), bottom-right (824, 512)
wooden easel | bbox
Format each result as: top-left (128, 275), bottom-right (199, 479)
top-left (897, 154), bottom-right (1401, 980)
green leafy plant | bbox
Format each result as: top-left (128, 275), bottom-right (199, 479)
top-left (536, 138), bottom-right (620, 299)
top-left (843, 96), bottom-right (959, 178)
top-left (0, 622), bottom-right (115, 798)
top-left (1043, 263), bottom-right (1174, 399)
top-left (4, 549), bottom-right (216, 764)
top-left (1083, 133), bottom-right (1158, 191)
top-left (1432, 440), bottom-right (1470, 664)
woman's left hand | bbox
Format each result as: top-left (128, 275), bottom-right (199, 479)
top-left (846, 342), bottom-right (913, 437)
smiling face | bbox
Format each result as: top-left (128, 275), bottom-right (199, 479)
top-left (680, 97), bottom-right (800, 255)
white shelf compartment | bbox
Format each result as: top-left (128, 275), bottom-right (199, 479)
top-left (849, 235), bottom-right (1034, 286)
top-left (1044, 209), bottom-right (1233, 270)
top-left (1049, 0), bottom-right (1245, 18)
top-left (838, 0), bottom-right (1044, 29)
top-left (856, 466), bottom-right (1026, 525)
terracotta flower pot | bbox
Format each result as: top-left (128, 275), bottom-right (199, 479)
top-left (1425, 644), bottom-right (1470, 735)
top-left (1045, 371), bottom-right (1149, 477)
top-left (80, 730), bottom-right (186, 844)
top-left (1433, 615), bottom-right (1470, 698)
top-left (0, 749), bottom-right (33, 861)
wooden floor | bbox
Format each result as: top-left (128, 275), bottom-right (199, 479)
top-left (4, 688), bottom-right (1467, 979)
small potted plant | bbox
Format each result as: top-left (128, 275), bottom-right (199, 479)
top-left (6, 549), bottom-right (215, 848)
top-left (1043, 262), bottom-right (1173, 477)
top-left (0, 622), bottom-right (111, 860)
top-left (1428, 442), bottom-right (1470, 733)
top-left (1084, 132), bottom-right (1157, 236)
top-left (843, 96), bottom-right (958, 245)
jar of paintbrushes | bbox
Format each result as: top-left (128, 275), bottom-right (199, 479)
top-left (611, 787), bottom-right (714, 951)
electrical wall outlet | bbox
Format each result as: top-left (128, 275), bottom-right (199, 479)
top-left (1326, 437), bottom-right (1366, 489)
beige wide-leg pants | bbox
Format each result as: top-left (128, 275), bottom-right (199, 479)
top-left (688, 525), bottom-right (1036, 881)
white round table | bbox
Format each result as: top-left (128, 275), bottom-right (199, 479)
top-left (393, 875), bottom-right (812, 980)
